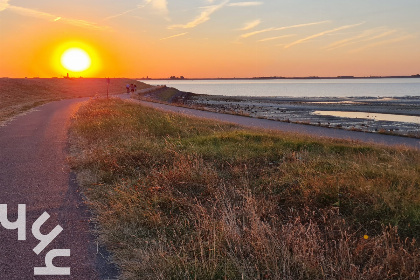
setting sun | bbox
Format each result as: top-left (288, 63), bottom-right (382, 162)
top-left (61, 48), bottom-right (91, 72)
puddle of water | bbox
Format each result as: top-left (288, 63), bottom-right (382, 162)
top-left (312, 111), bottom-right (420, 124)
top-left (309, 101), bottom-right (363, 104)
top-left (377, 97), bottom-right (395, 101)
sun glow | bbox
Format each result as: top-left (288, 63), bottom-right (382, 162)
top-left (52, 40), bottom-right (102, 77)
top-left (60, 48), bottom-right (91, 72)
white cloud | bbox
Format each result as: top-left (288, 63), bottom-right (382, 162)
top-left (240, 19), bottom-right (261, 31)
top-left (160, 32), bottom-right (188, 40)
top-left (169, 0), bottom-right (228, 29)
top-left (241, 20), bottom-right (330, 38)
top-left (228, 1), bottom-right (263, 7)
top-left (284, 22), bottom-right (364, 48)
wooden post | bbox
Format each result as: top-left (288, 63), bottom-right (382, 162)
top-left (106, 77), bottom-right (110, 99)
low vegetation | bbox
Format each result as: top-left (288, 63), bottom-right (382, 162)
top-left (0, 78), bottom-right (150, 122)
top-left (70, 98), bottom-right (420, 279)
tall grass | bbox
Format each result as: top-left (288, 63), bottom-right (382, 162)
top-left (70, 98), bottom-right (420, 279)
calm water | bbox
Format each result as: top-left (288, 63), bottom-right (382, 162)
top-left (141, 78), bottom-right (420, 97)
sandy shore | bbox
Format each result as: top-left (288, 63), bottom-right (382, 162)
top-left (141, 87), bottom-right (420, 138)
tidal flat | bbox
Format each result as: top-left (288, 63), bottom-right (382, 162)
top-left (175, 93), bottom-right (420, 138)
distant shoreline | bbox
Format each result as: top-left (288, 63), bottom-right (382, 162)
top-left (1, 75), bottom-right (419, 80)
top-left (140, 75), bottom-right (420, 81)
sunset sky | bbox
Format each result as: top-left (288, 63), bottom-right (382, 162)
top-left (1, 0), bottom-right (419, 78)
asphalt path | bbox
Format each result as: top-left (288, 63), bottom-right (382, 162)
top-left (0, 99), bottom-right (118, 279)
top-left (122, 96), bottom-right (420, 150)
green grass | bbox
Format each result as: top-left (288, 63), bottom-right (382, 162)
top-left (151, 87), bottom-right (180, 102)
top-left (70, 98), bottom-right (420, 279)
top-left (136, 86), bottom-right (190, 103)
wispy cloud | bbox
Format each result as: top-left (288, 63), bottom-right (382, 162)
top-left (8, 5), bottom-right (57, 20)
top-left (4, 3), bottom-right (110, 30)
top-left (325, 28), bottom-right (382, 50)
top-left (350, 35), bottom-right (415, 53)
top-left (145, 0), bottom-right (169, 16)
top-left (169, 0), bottom-right (228, 29)
top-left (103, 6), bottom-right (141, 21)
top-left (326, 29), bottom-right (397, 51)
top-left (241, 20), bottom-right (330, 38)
top-left (239, 19), bottom-right (261, 31)
top-left (0, 0), bottom-right (9, 12)
top-left (104, 0), bottom-right (169, 21)
top-left (228, 1), bottom-right (263, 7)
top-left (258, 34), bottom-right (295, 42)
top-left (284, 22), bottom-right (364, 48)
top-left (160, 32), bottom-right (188, 40)
top-left (364, 30), bottom-right (397, 41)
top-left (241, 27), bottom-right (275, 38)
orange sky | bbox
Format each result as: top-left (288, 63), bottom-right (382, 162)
top-left (1, 0), bottom-right (419, 78)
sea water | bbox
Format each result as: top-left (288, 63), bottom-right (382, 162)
top-left (141, 78), bottom-right (420, 98)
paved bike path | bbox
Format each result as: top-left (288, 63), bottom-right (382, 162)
top-left (0, 99), bottom-right (118, 279)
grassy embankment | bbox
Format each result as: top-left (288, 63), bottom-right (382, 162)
top-left (70, 98), bottom-right (420, 279)
top-left (0, 78), bottom-right (150, 122)
top-left (135, 87), bottom-right (420, 139)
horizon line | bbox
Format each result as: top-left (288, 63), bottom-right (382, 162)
top-left (1, 74), bottom-right (420, 80)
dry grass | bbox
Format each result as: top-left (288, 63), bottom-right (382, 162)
top-left (70, 98), bottom-right (420, 279)
top-left (0, 78), bottom-right (150, 122)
